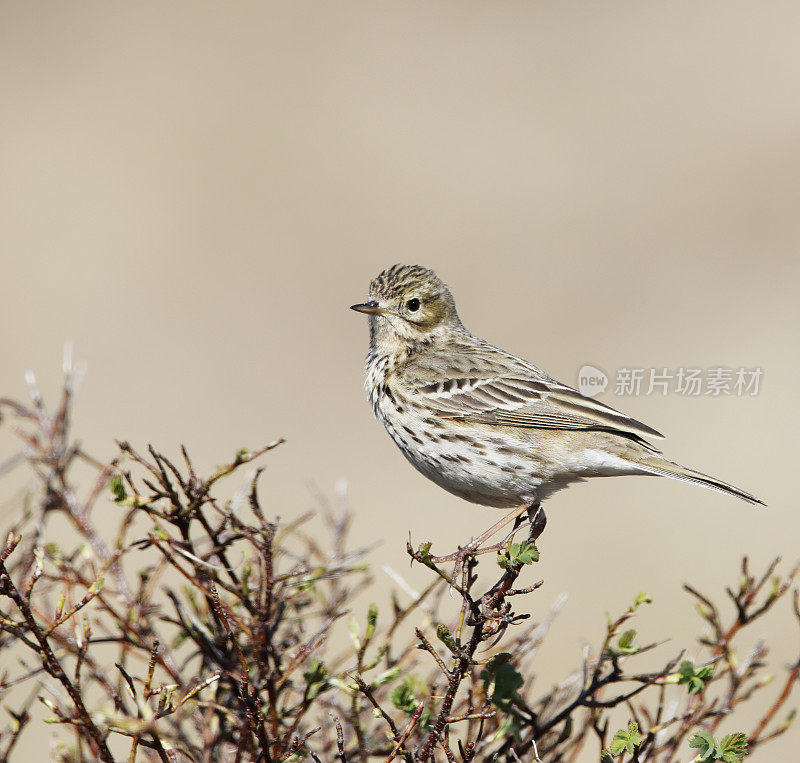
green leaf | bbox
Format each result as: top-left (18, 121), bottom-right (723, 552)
top-left (109, 475), bottom-right (127, 504)
top-left (415, 541), bottom-right (433, 565)
top-left (436, 623), bottom-right (460, 655)
top-left (609, 721), bottom-right (643, 756)
top-left (109, 475), bottom-right (149, 507)
top-left (365, 603), bottom-right (378, 641)
top-left (361, 644), bottom-right (388, 672)
top-left (600, 750), bottom-right (615, 763)
top-left (719, 732), bottom-right (748, 763)
top-left (348, 614), bottom-right (361, 650)
top-left (609, 737), bottom-right (627, 756)
top-left (151, 525), bottom-right (169, 541)
top-left (617, 629), bottom-right (638, 653)
top-left (372, 666), bottom-right (400, 687)
top-left (303, 660), bottom-right (329, 700)
top-left (498, 541), bottom-right (539, 570)
top-left (608, 629), bottom-right (639, 659)
top-left (296, 567), bottom-right (325, 591)
top-left (633, 592), bottom-right (653, 608)
top-left (480, 653), bottom-right (524, 711)
top-left (627, 720), bottom-right (643, 746)
top-left (509, 541), bottom-right (539, 565)
top-left (389, 677), bottom-right (431, 728)
top-left (677, 660), bottom-right (715, 695)
top-left (689, 729), bottom-right (719, 761)
top-left (390, 681), bottom-right (414, 713)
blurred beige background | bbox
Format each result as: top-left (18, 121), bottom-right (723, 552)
top-left (2, 2), bottom-right (799, 759)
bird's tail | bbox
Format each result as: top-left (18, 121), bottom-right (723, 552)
top-left (633, 455), bottom-right (764, 505)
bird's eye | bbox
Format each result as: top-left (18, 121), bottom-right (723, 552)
top-left (407, 298), bottom-right (421, 312)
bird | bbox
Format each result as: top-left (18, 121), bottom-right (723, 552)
top-left (351, 264), bottom-right (763, 558)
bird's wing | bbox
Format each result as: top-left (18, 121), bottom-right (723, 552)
top-left (401, 346), bottom-right (664, 443)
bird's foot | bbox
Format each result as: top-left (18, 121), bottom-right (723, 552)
top-left (429, 537), bottom-right (511, 592)
top-left (428, 536), bottom-right (513, 565)
top-left (428, 501), bottom-right (544, 589)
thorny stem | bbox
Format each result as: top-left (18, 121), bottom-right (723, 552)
top-left (0, 553), bottom-right (114, 762)
top-left (387, 703), bottom-right (425, 763)
top-left (209, 581), bottom-right (274, 762)
top-left (416, 624), bottom-right (484, 761)
top-left (412, 517), bottom-right (541, 761)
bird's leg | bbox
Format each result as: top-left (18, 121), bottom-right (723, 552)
top-left (430, 500), bottom-right (541, 564)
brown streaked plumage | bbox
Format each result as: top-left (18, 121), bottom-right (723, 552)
top-left (351, 265), bottom-right (763, 519)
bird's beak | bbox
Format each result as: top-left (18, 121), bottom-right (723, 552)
top-left (350, 300), bottom-right (386, 315)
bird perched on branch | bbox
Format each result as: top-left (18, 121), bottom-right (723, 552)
top-left (351, 264), bottom-right (762, 559)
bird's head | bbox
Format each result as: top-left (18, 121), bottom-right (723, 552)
top-left (351, 265), bottom-right (462, 351)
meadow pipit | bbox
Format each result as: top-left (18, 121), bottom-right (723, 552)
top-left (351, 265), bottom-right (762, 559)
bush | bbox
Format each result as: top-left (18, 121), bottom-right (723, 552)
top-left (0, 365), bottom-right (798, 761)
